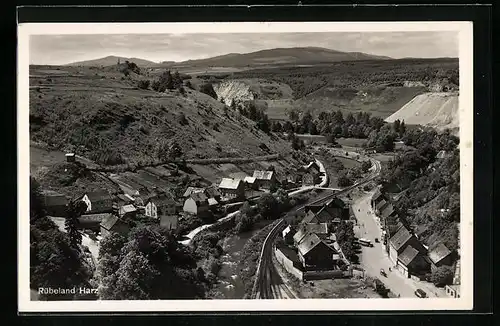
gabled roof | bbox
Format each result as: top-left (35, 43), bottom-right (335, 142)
top-left (304, 223), bottom-right (329, 235)
top-left (146, 193), bottom-right (176, 206)
top-left (44, 194), bottom-right (68, 207)
top-left (282, 225), bottom-right (292, 238)
top-left (252, 170), bottom-right (274, 180)
top-left (376, 199), bottom-right (388, 211)
top-left (219, 178), bottom-right (243, 190)
top-left (293, 227), bottom-right (308, 244)
top-left (204, 186), bottom-right (221, 198)
top-left (398, 245), bottom-right (420, 266)
top-left (326, 197), bottom-right (347, 209)
top-left (301, 210), bottom-right (319, 224)
top-left (100, 215), bottom-right (120, 230)
top-left (380, 203), bottom-right (395, 218)
top-left (160, 215), bottom-right (178, 229)
top-left (116, 194), bottom-right (133, 203)
top-left (183, 187), bottom-right (204, 198)
top-left (119, 204), bottom-right (137, 214)
top-left (372, 189), bottom-right (383, 202)
top-left (302, 161), bottom-right (321, 172)
top-left (390, 226), bottom-right (413, 251)
top-left (208, 198), bottom-right (218, 206)
top-left (190, 192), bottom-right (208, 203)
top-left (244, 176), bottom-right (257, 184)
top-left (428, 243), bottom-right (452, 264)
top-left (297, 233), bottom-right (335, 257)
top-left (85, 190), bottom-right (112, 203)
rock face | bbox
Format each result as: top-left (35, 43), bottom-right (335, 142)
top-left (385, 92), bottom-right (459, 133)
top-left (213, 80), bottom-right (256, 106)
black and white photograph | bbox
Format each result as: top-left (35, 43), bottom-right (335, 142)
top-left (18, 21), bottom-right (473, 312)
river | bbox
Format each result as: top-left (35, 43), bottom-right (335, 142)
top-left (215, 220), bottom-right (273, 299)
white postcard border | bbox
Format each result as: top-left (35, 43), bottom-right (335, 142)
top-left (18, 21), bottom-right (474, 312)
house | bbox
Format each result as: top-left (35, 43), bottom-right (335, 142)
top-left (78, 213), bottom-right (112, 233)
top-left (114, 194), bottom-right (135, 206)
top-left (388, 225), bottom-right (427, 265)
top-left (208, 197), bottom-right (219, 208)
top-left (204, 186), bottom-right (222, 202)
top-left (282, 225), bottom-right (295, 244)
top-left (297, 233), bottom-right (340, 271)
top-left (380, 203), bottom-right (396, 220)
top-left (183, 192), bottom-right (210, 217)
top-left (304, 222), bottom-right (329, 239)
top-left (160, 215), bottom-right (178, 231)
top-left (302, 171), bottom-right (320, 186)
top-left (80, 191), bottom-right (113, 214)
top-left (65, 153), bottom-right (76, 162)
top-left (100, 215), bottom-right (131, 237)
top-left (252, 170), bottom-right (277, 190)
top-left (43, 194), bottom-right (68, 217)
top-left (243, 176), bottom-right (258, 190)
top-left (144, 194), bottom-right (176, 219)
top-left (119, 204), bottom-right (137, 219)
top-left (218, 178), bottom-right (245, 199)
top-left (375, 198), bottom-right (388, 214)
top-left (305, 197), bottom-right (349, 222)
top-left (300, 161), bottom-right (322, 175)
top-left (428, 243), bottom-right (454, 270)
top-left (396, 245), bottom-right (431, 277)
top-left (445, 284), bottom-right (460, 298)
top-left (182, 187), bottom-right (205, 198)
top-left (371, 188), bottom-right (385, 209)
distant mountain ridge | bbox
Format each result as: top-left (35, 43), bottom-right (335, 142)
top-left (164, 47), bottom-right (393, 67)
top-left (65, 47), bottom-right (392, 68)
top-left (65, 55), bottom-right (159, 67)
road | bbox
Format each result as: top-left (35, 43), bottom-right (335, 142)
top-left (352, 192), bottom-right (446, 298)
top-left (252, 151), bottom-right (382, 299)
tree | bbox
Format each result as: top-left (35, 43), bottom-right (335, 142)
top-left (283, 121), bottom-right (294, 133)
top-left (301, 111), bottom-right (313, 130)
top-left (308, 121), bottom-right (318, 135)
top-left (65, 200), bottom-right (88, 250)
top-left (177, 112), bottom-right (188, 126)
top-left (137, 79), bottom-right (150, 90)
top-left (257, 114), bottom-right (271, 133)
top-left (199, 83), bottom-right (218, 99)
top-left (257, 193), bottom-right (279, 219)
top-left (361, 160), bottom-right (372, 173)
top-left (173, 71), bottom-right (183, 89)
top-left (399, 120), bottom-right (406, 135)
top-left (168, 141), bottom-right (183, 160)
top-left (393, 119), bottom-right (401, 134)
top-left (326, 133), bottom-right (336, 144)
top-left (288, 109), bottom-right (299, 123)
top-left (430, 265), bottom-right (454, 287)
top-left (185, 80), bottom-right (194, 89)
top-left (337, 173), bottom-right (353, 187)
top-left (30, 177), bottom-right (45, 222)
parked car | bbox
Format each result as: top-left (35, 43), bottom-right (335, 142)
top-left (380, 269), bottom-right (387, 277)
top-left (375, 238), bottom-right (379, 243)
top-left (414, 289), bottom-right (427, 298)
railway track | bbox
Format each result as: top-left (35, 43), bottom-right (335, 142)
top-left (251, 155), bottom-right (381, 299)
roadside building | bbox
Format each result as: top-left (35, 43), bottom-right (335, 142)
top-left (204, 186), bottom-right (222, 202)
top-left (445, 284), bottom-right (460, 298)
top-left (78, 213), bottom-right (112, 233)
top-left (282, 225), bottom-right (295, 245)
top-left (396, 245), bottom-right (431, 278)
top-left (144, 194), bottom-right (176, 219)
top-left (428, 242), bottom-right (454, 270)
top-left (388, 225), bottom-right (427, 265)
top-left (304, 197), bottom-right (349, 222)
top-left (65, 153), bottom-right (76, 163)
top-left (380, 203), bottom-right (397, 220)
top-left (304, 222), bottom-right (329, 239)
top-left (80, 190), bottom-right (113, 214)
top-left (375, 198), bottom-right (388, 215)
top-left (297, 233), bottom-right (340, 271)
top-left (43, 194), bottom-right (69, 217)
top-left (292, 227), bottom-right (309, 246)
top-left (159, 215), bottom-right (179, 231)
top-left (299, 161), bottom-right (321, 175)
top-left (243, 176), bottom-right (258, 190)
top-left (302, 171), bottom-right (320, 186)
top-left (119, 204), bottom-right (137, 220)
top-left (252, 170), bottom-right (277, 190)
top-left (114, 194), bottom-right (135, 207)
top-left (183, 192), bottom-right (210, 217)
top-left (218, 178), bottom-right (245, 200)
top-left (371, 188), bottom-right (385, 209)
top-left (182, 187), bottom-right (205, 198)
top-left (100, 215), bottom-right (131, 237)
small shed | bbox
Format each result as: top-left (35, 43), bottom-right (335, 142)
top-left (65, 153), bottom-right (76, 162)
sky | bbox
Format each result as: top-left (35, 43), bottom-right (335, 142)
top-left (29, 31), bottom-right (458, 65)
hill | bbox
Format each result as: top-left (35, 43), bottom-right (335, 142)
top-left (163, 47), bottom-right (392, 68)
top-left (66, 55), bottom-right (158, 67)
top-left (385, 92), bottom-right (459, 133)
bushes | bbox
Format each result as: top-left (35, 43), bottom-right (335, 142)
top-left (199, 83), bottom-right (218, 99)
top-left (137, 79), bottom-right (150, 90)
top-left (430, 266), bottom-right (454, 287)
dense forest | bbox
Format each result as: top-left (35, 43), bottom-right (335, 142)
top-left (233, 58), bottom-right (459, 99)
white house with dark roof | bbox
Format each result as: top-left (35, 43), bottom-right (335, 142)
top-left (428, 242), bottom-right (454, 270)
top-left (100, 215), bottom-right (131, 237)
top-left (388, 225), bottom-right (427, 265)
top-left (80, 190), bottom-right (113, 214)
top-left (218, 178), bottom-right (245, 199)
top-left (297, 233), bottom-right (340, 271)
top-left (396, 245), bottom-right (430, 278)
top-left (119, 204), bottom-right (137, 219)
top-left (183, 192), bottom-right (210, 217)
top-left (252, 170), bottom-right (277, 190)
